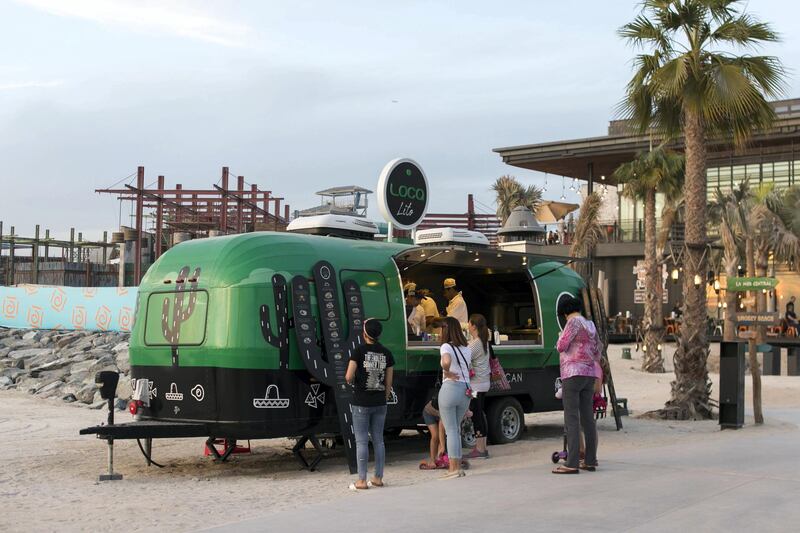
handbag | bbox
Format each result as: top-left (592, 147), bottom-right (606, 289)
top-left (488, 344), bottom-right (511, 391)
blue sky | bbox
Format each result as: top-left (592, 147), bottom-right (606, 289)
top-left (2, 0), bottom-right (799, 239)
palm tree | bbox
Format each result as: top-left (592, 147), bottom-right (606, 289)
top-left (613, 148), bottom-right (684, 373)
top-left (492, 175), bottom-right (543, 226)
top-left (709, 182), bottom-right (762, 421)
top-left (745, 185), bottom-right (799, 424)
top-left (709, 183), bottom-right (800, 424)
top-left (569, 192), bottom-right (604, 280)
top-left (708, 181), bottom-right (751, 342)
top-left (619, 0), bottom-right (785, 420)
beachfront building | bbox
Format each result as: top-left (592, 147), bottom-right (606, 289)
top-left (493, 98), bottom-right (800, 321)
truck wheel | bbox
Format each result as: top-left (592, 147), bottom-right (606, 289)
top-left (487, 397), bottom-right (524, 445)
top-left (461, 416), bottom-right (476, 449)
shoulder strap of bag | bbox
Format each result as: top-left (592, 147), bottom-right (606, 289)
top-left (449, 343), bottom-right (470, 384)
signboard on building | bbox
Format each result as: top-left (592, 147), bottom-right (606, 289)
top-left (732, 312), bottom-right (779, 326)
top-left (633, 260), bottom-right (667, 304)
top-left (377, 158), bottom-right (429, 230)
top-left (727, 277), bottom-right (779, 291)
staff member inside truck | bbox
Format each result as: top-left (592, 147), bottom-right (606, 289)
top-left (443, 277), bottom-right (468, 329)
top-left (417, 287), bottom-right (440, 325)
top-left (431, 278), bottom-right (469, 330)
top-left (405, 286), bottom-right (426, 338)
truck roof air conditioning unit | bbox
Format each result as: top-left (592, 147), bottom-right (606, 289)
top-left (413, 227), bottom-right (490, 248)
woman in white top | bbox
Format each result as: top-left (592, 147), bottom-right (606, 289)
top-left (465, 314), bottom-right (491, 459)
top-left (437, 316), bottom-right (472, 479)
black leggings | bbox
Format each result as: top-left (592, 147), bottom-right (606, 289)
top-left (470, 392), bottom-right (488, 437)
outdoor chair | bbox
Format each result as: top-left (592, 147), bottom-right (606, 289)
top-left (626, 318), bottom-right (635, 335)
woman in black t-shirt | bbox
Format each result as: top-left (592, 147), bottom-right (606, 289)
top-left (345, 319), bottom-right (394, 490)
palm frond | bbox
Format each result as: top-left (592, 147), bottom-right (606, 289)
top-left (709, 14), bottom-right (779, 47)
top-left (613, 147), bottom-right (684, 201)
top-left (492, 175), bottom-right (544, 226)
top-left (570, 193), bottom-right (604, 262)
top-left (750, 185), bottom-right (800, 269)
top-left (618, 0), bottom-right (785, 146)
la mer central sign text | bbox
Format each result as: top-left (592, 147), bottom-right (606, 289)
top-left (727, 277), bottom-right (779, 291)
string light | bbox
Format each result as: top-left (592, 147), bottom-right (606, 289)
top-left (543, 173), bottom-right (548, 192)
top-left (560, 176), bottom-right (566, 200)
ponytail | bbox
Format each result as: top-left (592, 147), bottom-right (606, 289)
top-left (469, 313), bottom-right (490, 353)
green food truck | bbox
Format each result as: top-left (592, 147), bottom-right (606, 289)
top-left (82, 227), bottom-right (595, 473)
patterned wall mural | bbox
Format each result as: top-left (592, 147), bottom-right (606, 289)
top-left (0, 285), bottom-right (138, 332)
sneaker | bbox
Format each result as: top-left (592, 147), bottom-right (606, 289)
top-left (465, 448), bottom-right (489, 460)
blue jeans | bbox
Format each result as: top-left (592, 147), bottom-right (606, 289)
top-left (438, 381), bottom-right (471, 460)
top-left (351, 404), bottom-right (387, 481)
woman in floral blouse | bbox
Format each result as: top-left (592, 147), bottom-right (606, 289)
top-left (553, 295), bottom-right (602, 474)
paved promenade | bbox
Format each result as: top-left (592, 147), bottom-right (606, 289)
top-left (208, 409), bottom-right (800, 533)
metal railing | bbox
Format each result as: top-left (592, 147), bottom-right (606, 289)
top-left (540, 219), bottom-right (690, 245)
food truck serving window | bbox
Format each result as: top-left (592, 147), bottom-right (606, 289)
top-left (396, 249), bottom-right (543, 347)
top-left (144, 290), bottom-right (209, 346)
top-left (340, 270), bottom-right (390, 321)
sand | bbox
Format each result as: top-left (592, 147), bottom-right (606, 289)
top-left (1, 343), bottom-right (798, 532)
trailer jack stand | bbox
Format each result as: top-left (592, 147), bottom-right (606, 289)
top-left (99, 438), bottom-right (123, 481)
top-left (205, 437), bottom-right (237, 462)
top-left (292, 436), bottom-right (324, 471)
top-left (98, 391), bottom-right (122, 481)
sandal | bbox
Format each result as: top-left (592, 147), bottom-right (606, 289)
top-left (348, 482), bottom-right (369, 490)
top-left (552, 466), bottom-right (579, 474)
top-left (419, 461), bottom-right (438, 470)
top-left (368, 479), bottom-right (384, 487)
top-left (579, 463), bottom-right (598, 472)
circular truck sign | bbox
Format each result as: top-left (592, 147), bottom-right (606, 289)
top-left (377, 158), bottom-right (429, 230)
